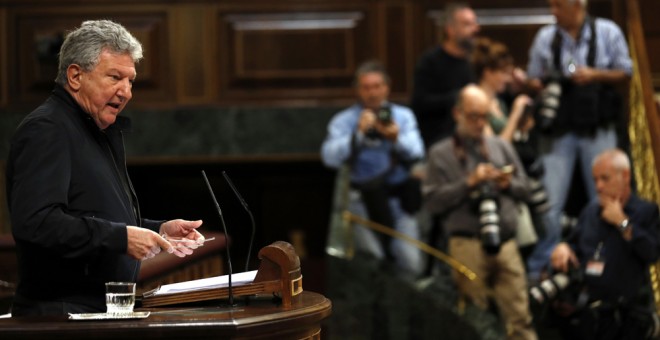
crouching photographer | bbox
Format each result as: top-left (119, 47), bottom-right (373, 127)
top-left (321, 60), bottom-right (425, 276)
top-left (541, 149), bottom-right (660, 340)
top-left (530, 263), bottom-right (660, 340)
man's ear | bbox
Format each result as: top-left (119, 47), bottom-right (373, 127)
top-left (622, 168), bottom-right (632, 184)
top-left (66, 64), bottom-right (83, 91)
top-left (452, 107), bottom-right (460, 122)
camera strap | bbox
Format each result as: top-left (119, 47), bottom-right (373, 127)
top-left (452, 133), bottom-right (489, 172)
top-left (552, 15), bottom-right (596, 71)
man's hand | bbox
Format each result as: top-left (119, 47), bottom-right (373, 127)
top-left (493, 167), bottom-right (513, 190)
top-left (550, 242), bottom-right (579, 273)
top-left (126, 226), bottom-right (174, 260)
top-left (571, 67), bottom-right (597, 85)
top-left (600, 195), bottom-right (626, 225)
top-left (600, 195), bottom-right (632, 240)
top-left (510, 67), bottom-right (528, 93)
top-left (466, 163), bottom-right (503, 188)
top-left (358, 109), bottom-right (377, 133)
top-left (159, 219), bottom-right (205, 257)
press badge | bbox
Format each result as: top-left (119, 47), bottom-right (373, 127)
top-left (585, 242), bottom-right (605, 277)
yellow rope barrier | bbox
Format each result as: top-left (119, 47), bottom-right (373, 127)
top-left (342, 211), bottom-right (477, 281)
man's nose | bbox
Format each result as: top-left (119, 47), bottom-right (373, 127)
top-left (117, 79), bottom-right (133, 101)
top-left (595, 180), bottom-right (604, 191)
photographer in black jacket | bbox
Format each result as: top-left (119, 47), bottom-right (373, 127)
top-left (549, 149), bottom-right (659, 339)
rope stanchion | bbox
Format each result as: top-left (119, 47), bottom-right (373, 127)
top-left (342, 211), bottom-right (477, 281)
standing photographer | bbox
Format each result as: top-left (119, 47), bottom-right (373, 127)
top-left (321, 60), bottom-right (425, 276)
top-left (423, 85), bottom-right (537, 339)
top-left (524, 0), bottom-right (633, 283)
top-left (549, 149), bottom-right (659, 339)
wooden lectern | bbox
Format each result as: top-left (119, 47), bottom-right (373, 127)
top-left (142, 241), bottom-right (304, 308)
top-left (0, 241), bottom-right (332, 339)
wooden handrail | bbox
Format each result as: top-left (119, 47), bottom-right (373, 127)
top-left (625, 0), bottom-right (660, 313)
top-left (626, 0), bottom-right (660, 199)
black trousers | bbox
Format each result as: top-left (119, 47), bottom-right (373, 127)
top-left (11, 293), bottom-right (102, 316)
top-left (555, 304), bottom-right (654, 340)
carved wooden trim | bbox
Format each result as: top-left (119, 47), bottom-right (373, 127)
top-left (427, 7), bottom-right (554, 27)
top-left (226, 12), bottom-right (364, 31)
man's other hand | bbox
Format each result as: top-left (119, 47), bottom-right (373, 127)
top-left (126, 226), bottom-right (173, 260)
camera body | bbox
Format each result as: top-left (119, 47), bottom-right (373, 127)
top-left (366, 104), bottom-right (392, 139)
top-left (375, 105), bottom-right (392, 124)
top-left (473, 182), bottom-right (501, 255)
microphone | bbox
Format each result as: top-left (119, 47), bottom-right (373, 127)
top-left (201, 170), bottom-right (234, 306)
top-left (222, 171), bottom-right (256, 273)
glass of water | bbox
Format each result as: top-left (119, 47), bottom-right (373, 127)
top-left (105, 282), bottom-right (136, 315)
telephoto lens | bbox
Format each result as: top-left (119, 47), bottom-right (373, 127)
top-left (529, 272), bottom-right (571, 305)
top-left (478, 184), bottom-right (501, 255)
top-left (528, 178), bottom-right (550, 214)
top-left (538, 80), bottom-right (562, 132)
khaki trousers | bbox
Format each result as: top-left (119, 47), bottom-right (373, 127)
top-left (449, 237), bottom-right (537, 340)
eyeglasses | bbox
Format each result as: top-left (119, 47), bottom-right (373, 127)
top-left (462, 111), bottom-right (489, 122)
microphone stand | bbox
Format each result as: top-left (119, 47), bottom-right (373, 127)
top-left (222, 171), bottom-right (256, 273)
top-left (201, 170), bottom-right (234, 306)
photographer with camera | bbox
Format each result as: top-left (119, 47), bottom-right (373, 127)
top-left (524, 0), bottom-right (633, 284)
top-left (473, 37), bottom-right (550, 254)
top-left (546, 149), bottom-right (660, 339)
top-left (321, 60), bottom-right (425, 276)
top-left (423, 85), bottom-right (537, 339)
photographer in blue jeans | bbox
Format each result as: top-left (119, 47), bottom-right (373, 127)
top-left (524, 0), bottom-right (632, 282)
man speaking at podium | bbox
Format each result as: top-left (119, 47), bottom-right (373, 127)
top-left (6, 20), bottom-right (205, 316)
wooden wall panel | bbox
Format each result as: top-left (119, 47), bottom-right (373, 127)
top-left (218, 11), bottom-right (368, 103)
top-left (0, 0), bottom-right (650, 109)
top-left (381, 3), bottom-right (413, 98)
top-left (7, 8), bottom-right (173, 107)
top-left (170, 5), bottom-right (216, 105)
top-left (0, 9), bottom-right (5, 107)
top-left (638, 0), bottom-right (660, 88)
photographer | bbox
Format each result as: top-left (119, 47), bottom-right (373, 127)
top-left (423, 85), bottom-right (537, 340)
top-left (321, 60), bottom-right (425, 276)
top-left (548, 149), bottom-right (659, 339)
top-left (525, 0), bottom-right (633, 283)
top-left (472, 37), bottom-right (549, 255)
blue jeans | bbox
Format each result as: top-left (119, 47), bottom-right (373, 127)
top-left (348, 190), bottom-right (425, 276)
top-left (526, 127), bottom-right (616, 279)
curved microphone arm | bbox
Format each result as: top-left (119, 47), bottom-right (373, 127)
top-left (202, 170), bottom-right (234, 306)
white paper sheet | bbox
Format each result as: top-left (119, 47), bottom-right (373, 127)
top-left (153, 270), bottom-right (258, 296)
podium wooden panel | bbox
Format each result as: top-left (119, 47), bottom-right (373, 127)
top-left (0, 291), bottom-right (331, 340)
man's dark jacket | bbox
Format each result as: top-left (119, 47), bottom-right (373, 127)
top-left (6, 85), bottom-right (161, 312)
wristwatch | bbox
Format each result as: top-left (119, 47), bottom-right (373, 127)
top-left (619, 218), bottom-right (630, 232)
